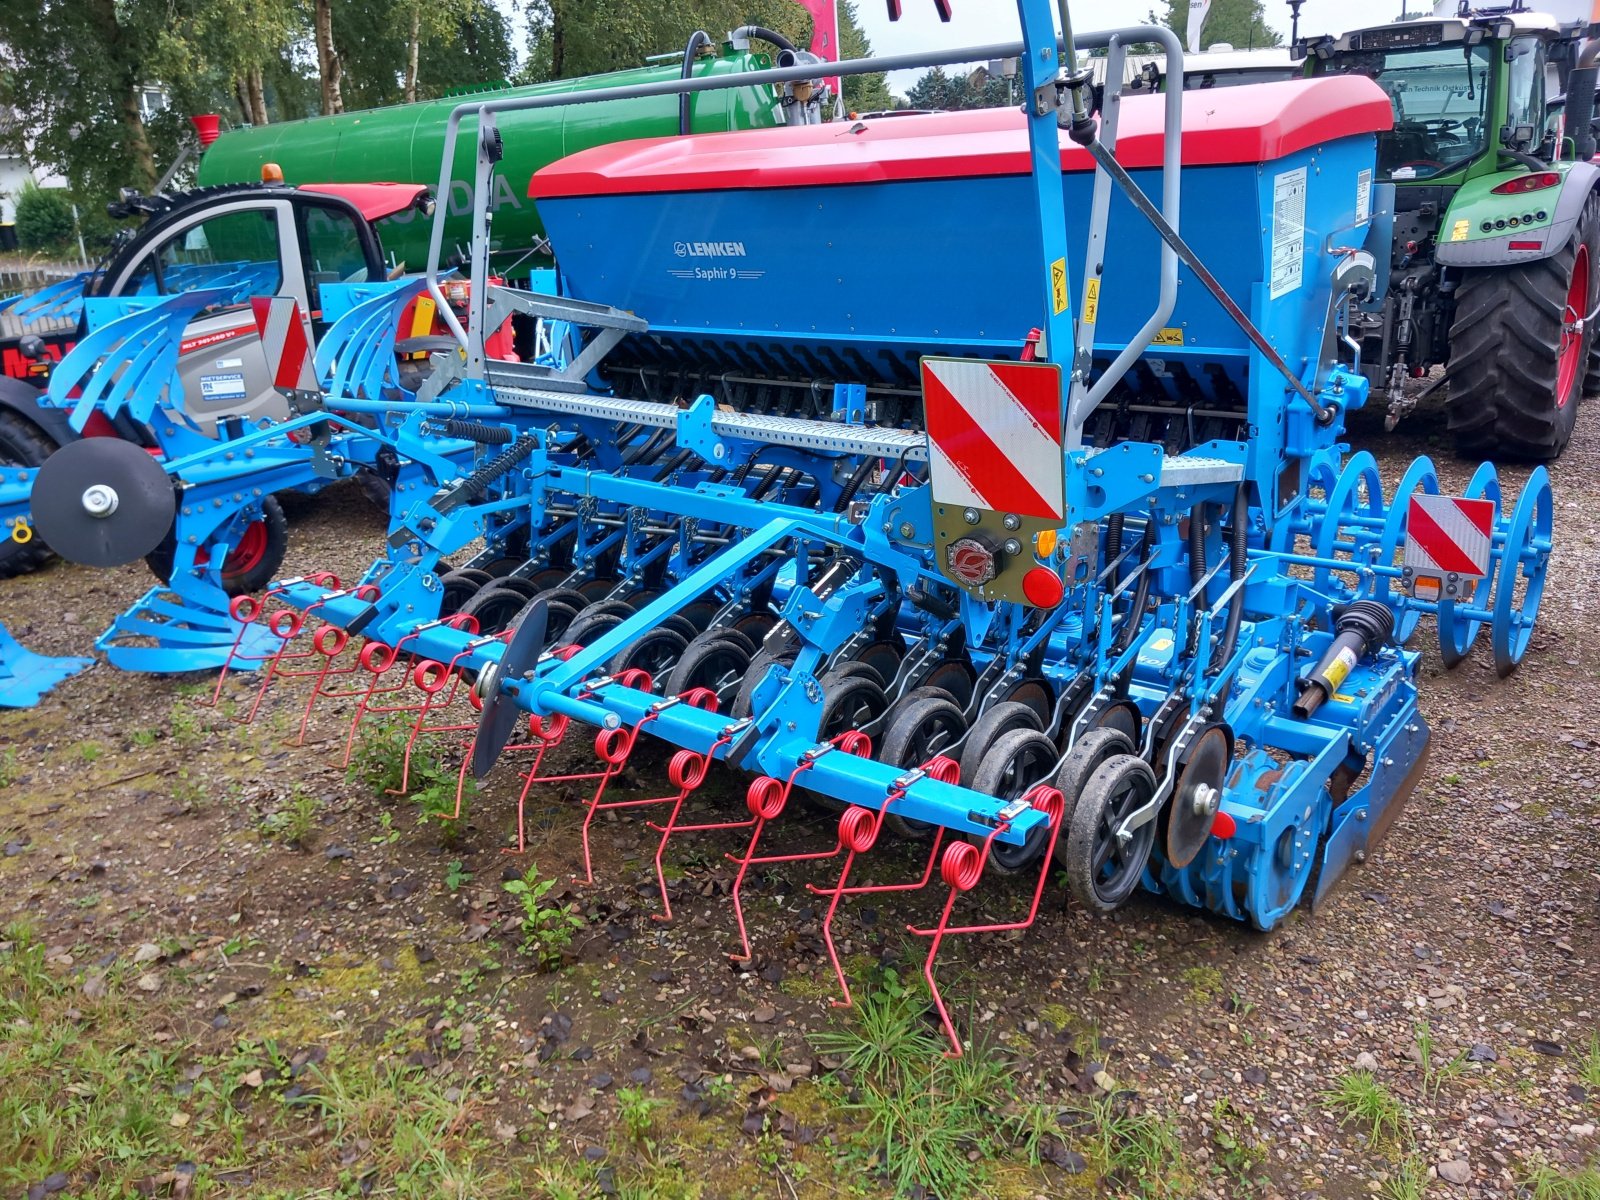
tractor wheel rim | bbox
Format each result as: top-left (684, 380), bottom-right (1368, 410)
top-left (1557, 243), bottom-right (1589, 407)
top-left (223, 520), bottom-right (269, 579)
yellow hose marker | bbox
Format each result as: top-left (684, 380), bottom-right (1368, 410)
top-left (11, 521), bottom-right (32, 544)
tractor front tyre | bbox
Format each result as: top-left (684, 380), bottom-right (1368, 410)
top-left (1447, 217), bottom-right (1592, 461)
top-left (0, 409), bottom-right (59, 578)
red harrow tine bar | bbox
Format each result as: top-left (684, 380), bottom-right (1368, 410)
top-left (571, 683), bottom-right (718, 885)
top-left (206, 572), bottom-right (341, 709)
top-left (907, 784), bottom-right (1066, 1057)
top-left (646, 721), bottom-right (749, 923)
top-left (726, 731), bottom-right (873, 964)
top-left (809, 754), bottom-right (962, 1010)
top-left (337, 618), bottom-right (468, 771)
top-left (236, 579), bottom-right (355, 727)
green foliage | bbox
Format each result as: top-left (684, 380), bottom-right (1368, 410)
top-left (260, 789), bottom-right (322, 847)
top-left (13, 184), bottom-right (76, 253)
top-left (0, 747), bottom-right (16, 788)
top-left (503, 864), bottom-right (585, 969)
top-left (616, 1085), bottom-right (665, 1147)
top-left (523, 0), bottom-right (889, 112)
top-left (1413, 1019), bottom-right (1467, 1100)
top-left (1525, 1159), bottom-right (1600, 1200)
top-left (1581, 1032), bottom-right (1600, 1091)
top-left (905, 66), bottom-right (1013, 112)
top-left (1383, 1157), bottom-right (1432, 1200)
top-left (1153, 0), bottom-right (1283, 50)
top-left (1322, 1070), bottom-right (1412, 1147)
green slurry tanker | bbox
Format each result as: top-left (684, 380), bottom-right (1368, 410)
top-left (196, 32), bottom-right (815, 277)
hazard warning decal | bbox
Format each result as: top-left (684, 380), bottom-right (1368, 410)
top-left (1401, 494), bottom-right (1494, 601)
top-left (250, 296), bottom-right (317, 393)
top-left (920, 357), bottom-right (1064, 521)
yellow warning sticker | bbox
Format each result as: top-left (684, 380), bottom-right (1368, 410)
top-left (1050, 258), bottom-right (1068, 314)
top-left (1332, 692), bottom-right (1356, 704)
top-left (1083, 278), bottom-right (1100, 323)
top-left (1149, 636), bottom-right (1173, 652)
top-left (1153, 326), bottom-right (1184, 346)
top-left (1450, 218), bottom-right (1470, 242)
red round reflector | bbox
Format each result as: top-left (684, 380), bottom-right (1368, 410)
top-left (1022, 566), bottom-right (1065, 608)
top-left (1211, 810), bottom-right (1237, 840)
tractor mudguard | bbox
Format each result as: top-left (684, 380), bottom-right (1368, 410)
top-left (1435, 160), bottom-right (1600, 267)
top-left (0, 375), bottom-right (76, 448)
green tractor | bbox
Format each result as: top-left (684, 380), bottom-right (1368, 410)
top-left (1299, 3), bottom-right (1600, 459)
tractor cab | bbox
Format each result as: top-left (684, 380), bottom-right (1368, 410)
top-left (85, 181), bottom-right (432, 439)
top-left (1302, 12), bottom-right (1565, 184)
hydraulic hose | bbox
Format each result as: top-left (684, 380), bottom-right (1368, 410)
top-left (831, 455), bottom-right (877, 512)
top-left (1210, 483), bottom-right (1249, 676)
top-left (1113, 524), bottom-right (1154, 656)
top-left (732, 25), bottom-right (799, 55)
top-left (680, 31), bottom-right (711, 136)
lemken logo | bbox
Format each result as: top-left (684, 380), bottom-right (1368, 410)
top-left (673, 240), bottom-right (747, 258)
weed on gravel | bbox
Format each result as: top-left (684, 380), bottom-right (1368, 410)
top-left (1323, 1069), bottom-right (1413, 1148)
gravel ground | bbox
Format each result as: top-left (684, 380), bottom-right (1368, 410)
top-left (0, 401), bottom-right (1596, 1198)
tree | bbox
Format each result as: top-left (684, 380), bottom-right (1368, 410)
top-left (313, 0), bottom-right (344, 113)
top-left (905, 66), bottom-right (1012, 111)
top-left (0, 0), bottom-right (168, 194)
top-left (1156, 0), bottom-right (1282, 50)
top-left (336, 0), bottom-right (516, 111)
top-left (523, 0), bottom-right (888, 114)
top-left (152, 0), bottom-right (304, 128)
top-left (13, 183), bottom-right (75, 252)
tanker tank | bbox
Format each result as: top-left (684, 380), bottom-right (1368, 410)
top-left (195, 41), bottom-right (789, 279)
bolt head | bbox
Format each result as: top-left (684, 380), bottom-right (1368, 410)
top-left (81, 485), bottom-right (118, 517)
top-left (962, 507), bottom-right (981, 525)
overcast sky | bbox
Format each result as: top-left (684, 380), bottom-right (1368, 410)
top-left (490, 0), bottom-right (1436, 90)
top-left (853, 0), bottom-right (1426, 89)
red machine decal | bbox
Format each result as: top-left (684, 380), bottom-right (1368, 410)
top-left (250, 296), bottom-right (317, 392)
top-left (1403, 494), bottom-right (1493, 579)
top-left (179, 326), bottom-right (248, 356)
top-left (921, 357), bottom-right (1063, 520)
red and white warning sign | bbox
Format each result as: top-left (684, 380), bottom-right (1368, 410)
top-left (250, 296), bottom-right (318, 393)
top-left (920, 357), bottom-right (1064, 520)
top-left (1402, 494), bottom-right (1494, 587)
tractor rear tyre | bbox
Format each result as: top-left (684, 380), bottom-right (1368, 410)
top-left (0, 409), bottom-right (58, 578)
top-left (1447, 208), bottom-right (1593, 461)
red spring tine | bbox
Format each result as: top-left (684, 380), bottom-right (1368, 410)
top-left (907, 784), bottom-right (1068, 1058)
top-left (238, 606), bottom-right (307, 725)
top-left (810, 754), bottom-right (960, 1008)
top-left (647, 740), bottom-right (721, 922)
top-left (208, 590), bottom-right (273, 706)
top-left (725, 732), bottom-right (871, 964)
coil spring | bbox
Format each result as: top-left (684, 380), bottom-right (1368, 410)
top-left (457, 435), bottom-right (538, 505)
top-left (432, 418), bottom-right (513, 444)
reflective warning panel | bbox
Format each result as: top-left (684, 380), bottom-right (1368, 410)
top-left (250, 296), bottom-right (317, 393)
top-left (920, 357), bottom-right (1068, 608)
top-left (921, 357), bottom-right (1064, 521)
top-left (1402, 494), bottom-right (1494, 601)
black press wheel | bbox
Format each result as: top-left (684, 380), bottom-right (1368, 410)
top-left (1049, 728), bottom-right (1135, 867)
top-left (608, 626), bottom-right (689, 679)
top-left (732, 647), bottom-right (797, 719)
top-left (457, 584), bottom-right (534, 635)
top-left (878, 694), bottom-right (967, 840)
top-left (1447, 196), bottom-right (1594, 461)
top-left (816, 669), bottom-right (888, 743)
top-left (438, 568), bottom-right (495, 616)
top-left (958, 700), bottom-right (1044, 787)
top-left (966, 727), bottom-right (1059, 874)
top-left (664, 630), bottom-right (754, 711)
top-left (1063, 754), bottom-right (1157, 914)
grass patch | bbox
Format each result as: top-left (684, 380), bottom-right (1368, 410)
top-left (1382, 1156), bottom-right (1431, 1200)
top-left (1323, 1070), bottom-right (1412, 1147)
top-left (1414, 1019), bottom-right (1467, 1100)
top-left (1525, 1159), bottom-right (1600, 1200)
top-left (0, 923), bottom-right (515, 1197)
top-left (259, 788), bottom-right (322, 848)
top-left (1581, 1033), bottom-right (1600, 1092)
top-left (809, 985), bottom-right (1190, 1198)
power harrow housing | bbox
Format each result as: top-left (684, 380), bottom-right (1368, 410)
top-left (17, 1), bottom-right (1555, 1054)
